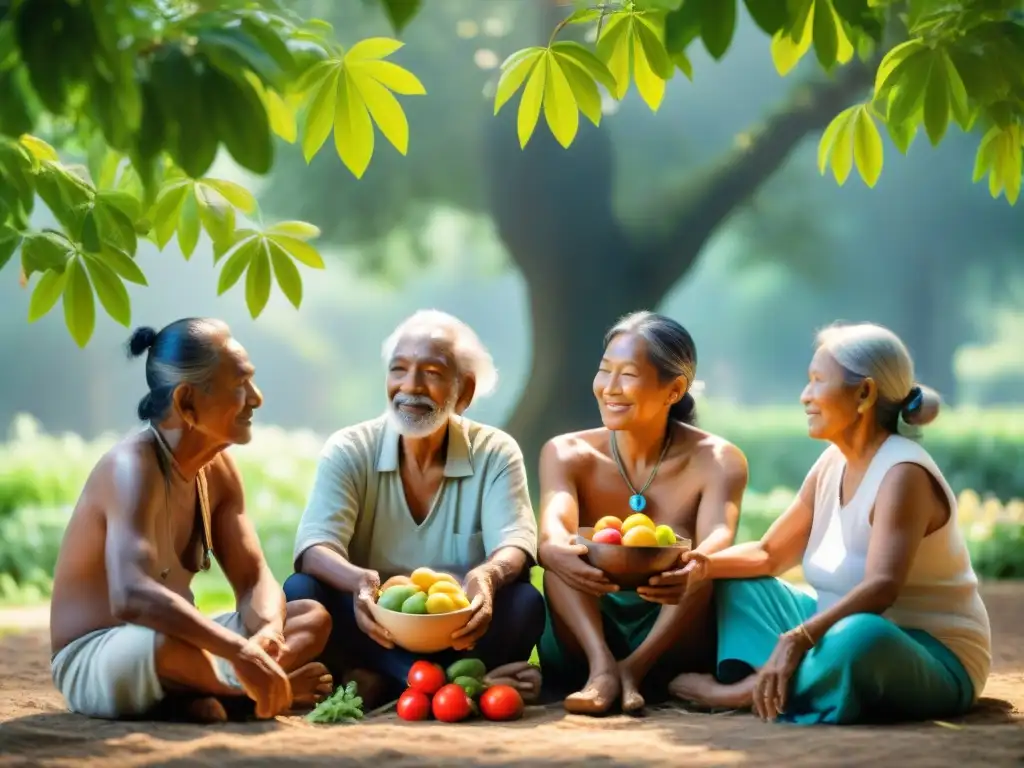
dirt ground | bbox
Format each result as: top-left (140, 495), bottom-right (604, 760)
top-left (1, 584), bottom-right (1022, 767)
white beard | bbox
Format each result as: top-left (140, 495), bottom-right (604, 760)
top-left (386, 390), bottom-right (457, 438)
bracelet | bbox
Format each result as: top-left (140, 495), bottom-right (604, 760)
top-left (797, 623), bottom-right (816, 646)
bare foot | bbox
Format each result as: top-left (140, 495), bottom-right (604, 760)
top-left (157, 694), bottom-right (229, 724)
top-left (618, 662), bottom-right (645, 714)
top-left (668, 673), bottom-right (752, 710)
top-left (564, 669), bottom-right (621, 715)
top-left (289, 662), bottom-right (334, 708)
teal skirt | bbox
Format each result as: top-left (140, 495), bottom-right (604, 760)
top-left (716, 577), bottom-right (976, 725)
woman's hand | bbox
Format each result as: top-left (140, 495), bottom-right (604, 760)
top-left (752, 628), bottom-right (813, 721)
top-left (637, 551), bottom-right (709, 605)
top-left (539, 539), bottom-right (618, 597)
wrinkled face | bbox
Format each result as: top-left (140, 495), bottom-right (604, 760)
top-left (181, 336), bottom-right (262, 445)
top-left (800, 347), bottom-right (871, 440)
top-left (385, 331), bottom-right (467, 438)
top-left (593, 332), bottom-right (685, 430)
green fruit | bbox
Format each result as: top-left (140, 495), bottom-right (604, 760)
top-left (655, 525), bottom-right (677, 546)
top-left (401, 591), bottom-right (428, 614)
top-left (454, 675), bottom-right (487, 698)
top-left (378, 585), bottom-right (419, 612)
top-left (446, 658), bottom-right (487, 682)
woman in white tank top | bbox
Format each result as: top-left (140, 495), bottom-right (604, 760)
top-left (666, 322), bottom-right (992, 725)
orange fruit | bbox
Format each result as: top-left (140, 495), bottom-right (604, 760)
top-left (594, 515), bottom-right (623, 532)
top-left (622, 526), bottom-right (658, 547)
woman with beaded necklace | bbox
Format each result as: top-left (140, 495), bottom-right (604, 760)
top-left (671, 322), bottom-right (992, 725)
top-left (536, 311), bottom-right (750, 715)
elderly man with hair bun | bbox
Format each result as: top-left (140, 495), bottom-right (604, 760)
top-left (284, 310), bottom-right (545, 704)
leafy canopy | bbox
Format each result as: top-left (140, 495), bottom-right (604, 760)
top-left (2, 0), bottom-right (1024, 347)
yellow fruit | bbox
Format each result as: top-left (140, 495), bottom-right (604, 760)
top-left (594, 515), bottom-right (622, 533)
top-left (452, 592), bottom-right (470, 609)
top-left (655, 525), bottom-right (677, 546)
top-left (410, 567), bottom-right (439, 591)
top-left (621, 513), bottom-right (656, 534)
top-left (433, 572), bottom-right (460, 586)
top-left (428, 580), bottom-right (462, 596)
top-left (622, 526), bottom-right (659, 547)
top-left (426, 593), bottom-right (456, 614)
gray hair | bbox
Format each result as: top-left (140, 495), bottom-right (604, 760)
top-left (127, 318), bottom-right (228, 422)
top-left (381, 310), bottom-right (499, 400)
top-left (815, 321), bottom-right (940, 437)
top-left (605, 310), bottom-right (698, 425)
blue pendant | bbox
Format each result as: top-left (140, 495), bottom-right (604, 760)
top-left (629, 494), bottom-right (646, 512)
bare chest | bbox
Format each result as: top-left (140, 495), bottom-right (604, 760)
top-left (150, 481), bottom-right (206, 575)
top-left (575, 455), bottom-right (702, 535)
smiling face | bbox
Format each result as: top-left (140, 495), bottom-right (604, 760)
top-left (178, 336), bottom-right (262, 445)
top-left (593, 332), bottom-right (686, 430)
top-left (800, 346), bottom-right (874, 441)
top-left (385, 330), bottom-right (472, 438)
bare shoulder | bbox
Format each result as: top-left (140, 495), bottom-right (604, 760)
top-left (203, 450), bottom-right (245, 509)
top-left (87, 433), bottom-right (163, 517)
top-left (683, 425), bottom-right (749, 484)
top-left (540, 428), bottom-right (606, 471)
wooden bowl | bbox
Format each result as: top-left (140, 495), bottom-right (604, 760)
top-left (367, 600), bottom-right (474, 654)
top-left (576, 527), bottom-right (692, 589)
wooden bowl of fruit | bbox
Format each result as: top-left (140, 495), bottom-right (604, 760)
top-left (368, 568), bottom-right (474, 653)
top-left (575, 514), bottom-right (692, 589)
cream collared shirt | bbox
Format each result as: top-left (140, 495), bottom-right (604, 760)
top-left (292, 415), bottom-right (537, 580)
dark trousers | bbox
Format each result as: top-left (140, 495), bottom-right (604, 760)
top-left (283, 572), bottom-right (546, 694)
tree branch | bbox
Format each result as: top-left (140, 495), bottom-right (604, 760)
top-left (641, 54), bottom-right (882, 287)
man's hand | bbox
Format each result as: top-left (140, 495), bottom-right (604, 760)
top-left (637, 551), bottom-right (709, 605)
top-left (451, 568), bottom-right (494, 651)
top-left (539, 539), bottom-right (618, 597)
top-left (230, 642), bottom-right (293, 719)
top-left (250, 623), bottom-right (289, 663)
top-left (353, 569), bottom-right (394, 648)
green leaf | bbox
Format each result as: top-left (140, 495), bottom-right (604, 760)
top-left (202, 179), bottom-right (258, 214)
top-left (151, 183), bottom-right (190, 250)
top-left (922, 57), bottom-right (950, 146)
top-left (743, 0), bottom-right (788, 36)
top-left (358, 60), bottom-right (426, 95)
top-left (813, 0), bottom-right (839, 69)
top-left (550, 42), bottom-right (618, 93)
top-left (632, 21), bottom-right (667, 111)
top-left (635, 16), bottom-right (674, 80)
top-left (701, 0), bottom-right (738, 60)
top-left (941, 50), bottom-right (970, 130)
top-left (596, 13), bottom-right (631, 100)
top-left (495, 50), bottom-right (544, 114)
top-left (634, 0), bottom-right (685, 9)
top-left (565, 8), bottom-right (604, 24)
top-left (673, 51), bottom-right (694, 80)
top-left (517, 50), bottom-right (547, 148)
top-left (346, 38), bottom-right (404, 62)
top-left (62, 257), bottom-right (96, 348)
top-left (379, 0), bottom-right (422, 34)
top-left (208, 68), bottom-right (274, 175)
top-left (21, 231), bottom-right (73, 276)
top-left (178, 190), bottom-right (201, 260)
top-left (266, 234), bottom-right (326, 268)
top-left (335, 69), bottom-right (375, 178)
top-left (0, 226), bottom-right (21, 272)
top-left (353, 67), bottom-right (411, 154)
top-left (542, 56), bottom-right (579, 149)
top-left (665, 1), bottom-right (702, 54)
top-left (558, 53), bottom-right (603, 125)
top-left (771, 2), bottom-right (813, 76)
top-left (874, 39), bottom-right (925, 95)
top-left (266, 221), bottom-right (321, 241)
top-left (852, 107), bottom-right (883, 186)
top-left (830, 112), bottom-right (855, 184)
top-left (93, 201), bottom-right (138, 255)
top-left (268, 239), bottom-right (303, 308)
top-left (302, 67), bottom-right (340, 163)
top-left (218, 237), bottom-right (257, 295)
top-left (96, 244), bottom-right (148, 286)
top-left (80, 210), bottom-right (102, 253)
top-left (96, 191), bottom-right (142, 223)
top-left (818, 106), bottom-right (854, 174)
top-left (196, 191), bottom-right (237, 258)
top-left (886, 120), bottom-right (916, 155)
top-left (83, 255), bottom-right (131, 327)
top-left (245, 241), bottom-right (272, 318)
top-left (27, 269), bottom-right (67, 322)
top-left (885, 51), bottom-right (930, 127)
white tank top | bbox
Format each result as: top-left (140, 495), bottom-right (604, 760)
top-left (802, 435), bottom-right (992, 700)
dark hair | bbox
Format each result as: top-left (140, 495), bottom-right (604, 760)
top-left (127, 318), bottom-right (229, 423)
top-left (604, 311), bottom-right (698, 426)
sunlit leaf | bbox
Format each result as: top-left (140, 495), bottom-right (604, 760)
top-left (245, 240), bottom-right (272, 317)
top-left (494, 49), bottom-right (544, 115)
top-left (218, 236), bottom-right (257, 295)
top-left (83, 254), bottom-right (131, 326)
top-left (852, 107), bottom-right (883, 187)
top-left (268, 238), bottom-right (303, 308)
top-left (202, 179), bottom-right (258, 214)
top-left (517, 51), bottom-right (547, 148)
top-left (542, 56), bottom-right (579, 148)
top-left (266, 233), bottom-right (325, 268)
top-left (62, 257), bottom-right (96, 348)
top-left (266, 221), bottom-right (322, 241)
top-left (27, 269), bottom-right (66, 322)
top-left (302, 67), bottom-right (340, 163)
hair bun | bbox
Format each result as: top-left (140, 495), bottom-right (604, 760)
top-left (127, 327), bottom-right (158, 358)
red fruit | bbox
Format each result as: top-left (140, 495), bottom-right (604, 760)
top-left (592, 528), bottom-right (622, 545)
top-left (479, 684), bottom-right (525, 721)
top-left (432, 683), bottom-right (473, 723)
top-left (407, 660), bottom-right (446, 695)
top-left (396, 688), bottom-right (431, 721)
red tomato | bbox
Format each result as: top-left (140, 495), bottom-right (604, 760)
top-left (407, 660), bottom-right (446, 695)
top-left (432, 683), bottom-right (473, 723)
top-left (396, 688), bottom-right (431, 721)
top-left (479, 685), bottom-right (524, 721)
